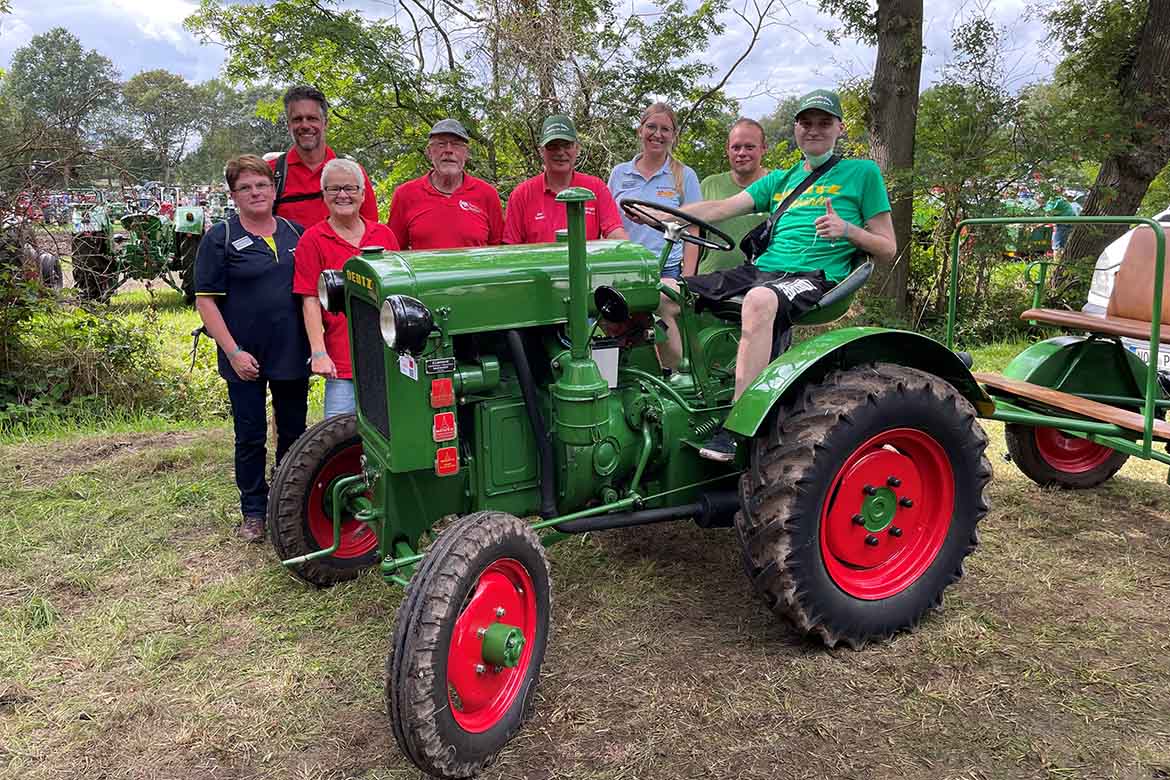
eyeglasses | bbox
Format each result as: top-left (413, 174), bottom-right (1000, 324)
top-left (429, 139), bottom-right (468, 149)
top-left (642, 123), bottom-right (675, 135)
top-left (233, 182), bottom-right (273, 194)
top-left (323, 184), bottom-right (361, 195)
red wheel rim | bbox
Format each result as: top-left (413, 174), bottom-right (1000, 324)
top-left (819, 428), bottom-right (955, 600)
top-left (447, 559), bottom-right (538, 733)
top-left (306, 443), bottom-right (377, 559)
top-left (1033, 427), bottom-right (1116, 473)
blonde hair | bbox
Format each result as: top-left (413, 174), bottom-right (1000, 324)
top-left (639, 102), bottom-right (686, 201)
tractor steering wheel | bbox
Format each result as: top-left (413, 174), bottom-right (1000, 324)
top-left (620, 198), bottom-right (735, 253)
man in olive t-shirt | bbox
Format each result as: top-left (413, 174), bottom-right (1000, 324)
top-left (698, 118), bottom-right (771, 273)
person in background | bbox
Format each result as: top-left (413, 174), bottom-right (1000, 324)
top-left (293, 159), bottom-right (401, 418)
top-left (697, 118), bottom-right (771, 274)
top-left (609, 102), bottom-right (702, 365)
top-left (502, 115), bottom-right (627, 244)
top-left (1046, 191), bottom-right (1081, 261)
top-left (387, 119), bottom-right (504, 249)
top-left (194, 155), bottom-right (309, 542)
top-left (269, 85), bottom-right (379, 227)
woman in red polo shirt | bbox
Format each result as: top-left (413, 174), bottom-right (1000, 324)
top-left (293, 158), bottom-right (400, 417)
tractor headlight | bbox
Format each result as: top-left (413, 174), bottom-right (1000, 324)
top-left (379, 295), bottom-right (433, 354)
top-left (318, 269), bottom-right (346, 313)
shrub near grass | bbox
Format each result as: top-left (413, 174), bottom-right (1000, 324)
top-left (0, 292), bottom-right (230, 435)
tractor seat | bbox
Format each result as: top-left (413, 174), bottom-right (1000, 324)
top-left (707, 258), bottom-right (874, 327)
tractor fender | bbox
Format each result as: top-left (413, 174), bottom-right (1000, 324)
top-left (723, 327), bottom-right (994, 438)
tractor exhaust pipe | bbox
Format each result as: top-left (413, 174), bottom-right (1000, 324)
top-left (506, 329), bottom-right (558, 519)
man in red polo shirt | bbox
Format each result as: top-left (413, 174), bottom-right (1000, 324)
top-left (269, 85), bottom-right (379, 227)
top-left (503, 115), bottom-right (627, 244)
top-left (387, 118), bottom-right (504, 249)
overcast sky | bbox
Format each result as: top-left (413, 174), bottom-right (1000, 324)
top-left (0, 0), bottom-right (1058, 117)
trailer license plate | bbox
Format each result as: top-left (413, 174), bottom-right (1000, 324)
top-left (1127, 343), bottom-right (1170, 372)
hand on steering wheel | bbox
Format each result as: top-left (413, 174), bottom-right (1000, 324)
top-left (620, 198), bottom-right (734, 252)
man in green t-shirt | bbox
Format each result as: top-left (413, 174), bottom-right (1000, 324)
top-left (698, 118), bottom-right (771, 273)
top-left (637, 89), bottom-right (896, 461)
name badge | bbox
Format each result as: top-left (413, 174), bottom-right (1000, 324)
top-left (231, 236), bottom-right (254, 251)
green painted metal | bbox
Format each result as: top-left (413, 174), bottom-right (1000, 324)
top-left (481, 623), bottom-right (525, 667)
top-left (862, 487), bottom-right (898, 533)
top-left (558, 187), bottom-right (594, 361)
top-left (173, 206), bottom-right (205, 235)
top-left (723, 328), bottom-right (992, 438)
top-left (999, 336), bottom-right (1155, 402)
top-left (989, 405), bottom-right (1129, 438)
top-left (281, 473), bottom-right (367, 567)
top-left (946, 215), bottom-right (1166, 457)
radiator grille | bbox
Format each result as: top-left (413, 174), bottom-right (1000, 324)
top-left (349, 296), bottom-right (391, 440)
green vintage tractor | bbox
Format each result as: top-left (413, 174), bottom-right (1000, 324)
top-left (270, 189), bottom-right (995, 778)
top-left (70, 196), bottom-right (205, 303)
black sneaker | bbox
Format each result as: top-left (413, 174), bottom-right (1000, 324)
top-left (699, 427), bottom-right (737, 462)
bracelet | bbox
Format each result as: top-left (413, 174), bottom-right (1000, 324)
top-left (843, 223), bottom-right (850, 238)
top-left (311, 351), bottom-right (329, 359)
top-left (227, 346), bottom-right (242, 358)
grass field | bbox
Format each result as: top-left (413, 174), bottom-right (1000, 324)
top-left (2, 309), bottom-right (1169, 779)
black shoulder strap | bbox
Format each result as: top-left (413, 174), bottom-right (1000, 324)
top-left (272, 153), bottom-right (288, 211)
top-left (276, 216), bottom-right (303, 238)
top-left (765, 154), bottom-right (842, 229)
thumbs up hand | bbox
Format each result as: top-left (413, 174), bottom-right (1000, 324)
top-left (815, 197), bottom-right (849, 241)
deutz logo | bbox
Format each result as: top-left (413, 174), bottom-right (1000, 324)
top-left (346, 270), bottom-right (375, 292)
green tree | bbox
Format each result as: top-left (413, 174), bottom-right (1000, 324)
top-left (4, 28), bottom-right (119, 186)
top-left (180, 81), bottom-right (287, 182)
top-left (1046, 0), bottom-right (1170, 263)
top-left (122, 70), bottom-right (202, 184)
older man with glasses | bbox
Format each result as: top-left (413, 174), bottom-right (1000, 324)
top-left (387, 118), bottom-right (504, 249)
top-left (269, 84), bottom-right (379, 226)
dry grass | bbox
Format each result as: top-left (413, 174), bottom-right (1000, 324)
top-left (1, 416), bottom-right (1169, 779)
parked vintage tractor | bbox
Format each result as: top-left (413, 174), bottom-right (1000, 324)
top-left (70, 195), bottom-right (205, 303)
top-left (270, 189), bottom-right (994, 778)
top-left (950, 215), bottom-right (1170, 489)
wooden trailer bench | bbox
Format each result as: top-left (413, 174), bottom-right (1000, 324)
top-left (973, 372), bottom-right (1170, 440)
top-left (1020, 308), bottom-right (1170, 344)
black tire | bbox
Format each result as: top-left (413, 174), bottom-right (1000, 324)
top-left (71, 233), bottom-right (116, 301)
top-left (1004, 423), bottom-right (1129, 489)
top-left (737, 363), bottom-right (993, 649)
top-left (267, 414), bottom-right (379, 586)
top-left (177, 233), bottom-right (199, 304)
top-left (39, 252), bottom-right (63, 291)
top-left (387, 511), bottom-right (551, 779)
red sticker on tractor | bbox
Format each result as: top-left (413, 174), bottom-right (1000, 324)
top-left (435, 446), bottom-right (459, 476)
top-left (430, 377), bottom-right (454, 408)
top-left (433, 412), bottom-right (457, 442)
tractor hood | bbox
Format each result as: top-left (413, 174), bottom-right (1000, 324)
top-left (341, 239), bottom-right (661, 334)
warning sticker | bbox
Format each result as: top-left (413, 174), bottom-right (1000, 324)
top-left (432, 412), bottom-right (457, 442)
top-left (435, 446), bottom-right (459, 476)
top-left (398, 354), bottom-right (418, 381)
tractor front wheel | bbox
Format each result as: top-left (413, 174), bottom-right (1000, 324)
top-left (738, 363), bottom-right (992, 648)
top-left (1004, 423), bottom-right (1128, 489)
top-left (386, 511), bottom-right (550, 779)
top-left (268, 414), bottom-right (379, 586)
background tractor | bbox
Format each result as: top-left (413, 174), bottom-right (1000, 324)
top-left (270, 189), bottom-right (994, 778)
top-left (69, 193), bottom-right (205, 303)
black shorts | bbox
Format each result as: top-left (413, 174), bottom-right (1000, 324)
top-left (684, 266), bottom-right (836, 357)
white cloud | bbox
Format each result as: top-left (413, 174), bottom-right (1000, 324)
top-left (104, 0), bottom-right (199, 46)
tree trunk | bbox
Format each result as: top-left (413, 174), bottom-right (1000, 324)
top-left (866, 0), bottom-right (923, 315)
top-left (1063, 0), bottom-right (1170, 264)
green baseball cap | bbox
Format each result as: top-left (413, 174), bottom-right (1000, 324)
top-left (540, 115), bottom-right (578, 146)
top-left (794, 89), bottom-right (844, 121)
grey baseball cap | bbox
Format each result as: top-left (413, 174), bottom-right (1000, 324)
top-left (429, 118), bottom-right (470, 141)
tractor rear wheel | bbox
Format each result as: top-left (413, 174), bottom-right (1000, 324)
top-left (177, 233), bottom-right (199, 304)
top-left (386, 511), bottom-right (550, 779)
top-left (71, 234), bottom-right (116, 301)
top-left (737, 363), bottom-right (992, 648)
top-left (1004, 423), bottom-right (1128, 489)
top-left (268, 414), bottom-right (379, 586)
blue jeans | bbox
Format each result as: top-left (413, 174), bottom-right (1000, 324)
top-left (324, 378), bottom-right (356, 418)
top-left (225, 377), bottom-right (308, 517)
top-left (661, 264), bottom-right (682, 280)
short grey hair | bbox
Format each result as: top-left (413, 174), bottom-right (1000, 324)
top-left (321, 158), bottom-right (364, 191)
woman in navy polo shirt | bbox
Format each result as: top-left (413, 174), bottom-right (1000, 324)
top-left (194, 154), bottom-right (309, 543)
